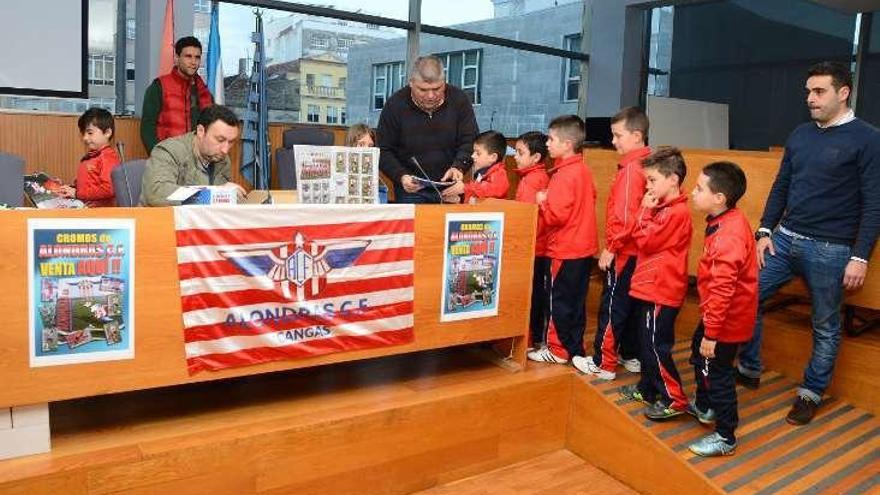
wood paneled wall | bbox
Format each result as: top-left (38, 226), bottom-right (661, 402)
top-left (0, 111), bottom-right (347, 189)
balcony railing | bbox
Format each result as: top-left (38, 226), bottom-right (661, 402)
top-left (302, 85), bottom-right (345, 99)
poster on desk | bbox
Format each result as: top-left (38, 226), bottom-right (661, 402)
top-left (173, 204), bottom-right (415, 374)
top-left (28, 219), bottom-right (135, 367)
top-left (440, 212), bottom-right (504, 322)
top-left (293, 145), bottom-right (379, 204)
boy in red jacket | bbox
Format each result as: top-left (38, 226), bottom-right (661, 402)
top-left (685, 161), bottom-right (757, 457)
top-left (528, 115), bottom-right (598, 364)
top-left (574, 107), bottom-right (651, 379)
top-left (513, 131), bottom-right (551, 348)
top-left (442, 130), bottom-right (509, 204)
top-left (58, 108), bottom-right (121, 207)
top-left (618, 147), bottom-right (692, 419)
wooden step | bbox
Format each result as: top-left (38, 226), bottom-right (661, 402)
top-left (569, 338), bottom-right (880, 495)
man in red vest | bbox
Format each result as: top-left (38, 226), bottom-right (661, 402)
top-left (140, 36), bottom-right (214, 153)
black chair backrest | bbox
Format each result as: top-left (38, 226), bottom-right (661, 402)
top-left (111, 159), bottom-right (147, 207)
top-left (276, 128), bottom-right (335, 190)
top-left (0, 151), bottom-right (25, 207)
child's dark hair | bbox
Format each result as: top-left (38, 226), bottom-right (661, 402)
top-left (77, 107), bottom-right (115, 137)
top-left (642, 146), bottom-right (686, 184)
top-left (610, 106), bottom-right (649, 141)
top-left (474, 130), bottom-right (507, 162)
top-left (548, 114), bottom-right (586, 152)
top-left (175, 36), bottom-right (203, 56)
top-left (702, 161), bottom-right (747, 208)
top-left (516, 131), bottom-right (548, 163)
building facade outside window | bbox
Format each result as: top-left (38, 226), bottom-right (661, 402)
top-left (307, 104), bottom-right (320, 123)
top-left (89, 54), bottom-right (115, 86)
top-left (438, 49), bottom-right (482, 104)
top-left (372, 61), bottom-right (405, 110)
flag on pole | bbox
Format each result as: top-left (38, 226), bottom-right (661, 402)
top-left (158, 0), bottom-right (175, 77)
top-left (239, 11), bottom-right (269, 189)
top-left (172, 205), bottom-right (416, 374)
top-left (206, 0), bottom-right (224, 104)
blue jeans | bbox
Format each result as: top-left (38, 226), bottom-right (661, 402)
top-left (737, 229), bottom-right (851, 401)
top-left (393, 184), bottom-right (441, 204)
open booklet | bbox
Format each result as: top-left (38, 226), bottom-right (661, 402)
top-left (23, 172), bottom-right (85, 209)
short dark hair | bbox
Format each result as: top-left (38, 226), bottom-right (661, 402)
top-left (175, 36), bottom-right (202, 56)
top-left (611, 106), bottom-right (649, 140)
top-left (474, 130), bottom-right (507, 162)
top-left (77, 107), bottom-right (114, 137)
top-left (702, 161), bottom-right (747, 208)
top-left (548, 114), bottom-right (586, 152)
top-left (642, 146), bottom-right (686, 184)
top-left (807, 61), bottom-right (852, 95)
top-left (516, 131), bottom-right (548, 163)
top-left (197, 104), bottom-right (239, 129)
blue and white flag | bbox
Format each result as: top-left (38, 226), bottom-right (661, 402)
top-left (206, 0), bottom-right (224, 104)
top-left (239, 11), bottom-right (270, 189)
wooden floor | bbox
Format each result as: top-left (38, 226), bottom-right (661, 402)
top-left (414, 450), bottom-right (637, 495)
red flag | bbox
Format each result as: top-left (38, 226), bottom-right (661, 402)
top-left (158, 0), bottom-right (175, 76)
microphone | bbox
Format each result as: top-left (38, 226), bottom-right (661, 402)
top-left (116, 141), bottom-right (126, 163)
top-left (409, 156), bottom-right (443, 201)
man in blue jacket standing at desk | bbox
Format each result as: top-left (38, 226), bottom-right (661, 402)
top-left (737, 61), bottom-right (880, 425)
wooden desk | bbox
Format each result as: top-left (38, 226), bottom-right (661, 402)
top-left (0, 201), bottom-right (535, 409)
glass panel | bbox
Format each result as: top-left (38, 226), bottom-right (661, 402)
top-left (446, 54), bottom-right (463, 86)
top-left (463, 67), bottom-right (477, 86)
top-left (272, 1), bottom-right (409, 22)
top-left (856, 14), bottom-right (880, 126)
top-left (215, 3), bottom-right (406, 124)
top-left (652, 0), bottom-right (857, 150)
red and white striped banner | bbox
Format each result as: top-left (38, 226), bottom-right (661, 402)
top-left (173, 205), bottom-right (415, 374)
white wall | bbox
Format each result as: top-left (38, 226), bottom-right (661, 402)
top-left (646, 95), bottom-right (729, 150)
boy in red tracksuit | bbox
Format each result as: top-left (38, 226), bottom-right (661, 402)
top-left (618, 147), bottom-right (693, 419)
top-left (574, 107), bottom-right (651, 380)
top-left (442, 130), bottom-right (509, 204)
top-left (527, 115), bottom-right (598, 364)
top-left (513, 131), bottom-right (551, 348)
top-left (685, 162), bottom-right (757, 457)
top-left (58, 107), bottom-right (121, 207)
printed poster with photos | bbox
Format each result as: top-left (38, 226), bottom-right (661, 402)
top-left (28, 218), bottom-right (135, 367)
top-left (293, 145), bottom-right (380, 204)
top-left (440, 212), bottom-right (505, 322)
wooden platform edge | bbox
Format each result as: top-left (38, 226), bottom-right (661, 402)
top-left (564, 374), bottom-right (723, 495)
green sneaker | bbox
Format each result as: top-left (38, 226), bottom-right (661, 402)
top-left (644, 400), bottom-right (687, 420)
top-left (687, 402), bottom-right (716, 425)
top-left (618, 384), bottom-right (651, 405)
top-left (688, 432), bottom-right (736, 457)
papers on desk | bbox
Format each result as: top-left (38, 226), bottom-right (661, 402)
top-left (167, 186), bottom-right (237, 205)
top-left (23, 173), bottom-right (85, 209)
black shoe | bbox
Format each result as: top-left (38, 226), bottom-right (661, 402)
top-left (786, 396), bottom-right (819, 425)
top-left (735, 368), bottom-right (760, 390)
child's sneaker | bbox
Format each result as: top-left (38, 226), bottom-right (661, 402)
top-left (572, 356), bottom-right (616, 380)
top-left (618, 357), bottom-right (641, 373)
top-left (687, 402), bottom-right (716, 425)
top-left (688, 432), bottom-right (736, 457)
top-left (618, 384), bottom-right (651, 405)
top-left (527, 346), bottom-right (568, 364)
top-left (644, 400), bottom-right (688, 420)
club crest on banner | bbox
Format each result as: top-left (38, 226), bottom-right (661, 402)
top-left (219, 232), bottom-right (370, 301)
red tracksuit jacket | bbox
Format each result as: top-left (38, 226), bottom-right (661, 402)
top-left (605, 147), bottom-right (651, 258)
top-left (515, 163), bottom-right (550, 256)
top-left (698, 208), bottom-right (758, 343)
top-left (540, 154), bottom-right (599, 260)
top-left (629, 194), bottom-right (692, 307)
top-left (76, 145), bottom-right (120, 207)
top-left (464, 161), bottom-right (510, 204)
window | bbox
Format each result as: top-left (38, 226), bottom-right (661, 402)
top-left (89, 54), bottom-right (115, 85)
top-left (126, 18), bottom-right (135, 40)
top-left (88, 97), bottom-right (116, 111)
top-left (562, 35), bottom-right (581, 102)
top-left (306, 74), bottom-right (315, 87)
top-left (193, 0), bottom-right (211, 13)
top-left (126, 61), bottom-right (135, 81)
top-left (310, 34), bottom-right (330, 50)
top-left (341, 110), bottom-right (347, 125)
top-left (338, 37), bottom-right (355, 50)
top-left (437, 49), bottom-right (482, 104)
top-left (307, 104), bottom-right (320, 123)
top-left (372, 61), bottom-right (405, 110)
top-left (339, 77), bottom-right (346, 88)
top-left (321, 74), bottom-right (333, 87)
top-left (327, 106), bottom-right (339, 124)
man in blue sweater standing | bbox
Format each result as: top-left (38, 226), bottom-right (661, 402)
top-left (737, 62), bottom-right (880, 425)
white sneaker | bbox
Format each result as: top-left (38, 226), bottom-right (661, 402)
top-left (618, 357), bottom-right (641, 373)
top-left (573, 356), bottom-right (616, 380)
top-left (527, 346), bottom-right (568, 364)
